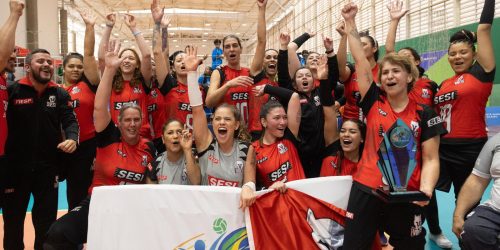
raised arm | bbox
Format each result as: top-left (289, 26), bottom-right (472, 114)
top-left (0, 0), bottom-right (24, 71)
top-left (151, 0), bottom-right (169, 86)
top-left (336, 21), bottom-right (352, 82)
top-left (287, 32), bottom-right (314, 79)
top-left (180, 129), bottom-right (201, 185)
top-left (161, 16), bottom-right (170, 67)
top-left (98, 13), bottom-right (116, 74)
top-left (79, 8), bottom-right (100, 85)
top-left (277, 31), bottom-right (292, 89)
top-left (94, 40), bottom-right (124, 132)
top-left (385, 0), bottom-right (409, 55)
top-left (476, 0), bottom-right (496, 72)
top-left (124, 14), bottom-right (152, 85)
top-left (249, 0), bottom-right (267, 76)
top-left (185, 46), bottom-right (213, 151)
top-left (343, 3), bottom-right (372, 99)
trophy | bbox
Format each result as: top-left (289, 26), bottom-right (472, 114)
top-left (373, 119), bottom-right (429, 203)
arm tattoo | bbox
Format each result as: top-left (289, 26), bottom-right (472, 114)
top-left (349, 27), bottom-right (361, 42)
top-left (153, 23), bottom-right (160, 50)
top-left (161, 27), bottom-right (168, 51)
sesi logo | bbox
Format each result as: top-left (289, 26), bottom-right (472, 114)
top-left (114, 168), bottom-right (145, 182)
top-left (208, 175), bottom-right (238, 187)
top-left (268, 161), bottom-right (291, 182)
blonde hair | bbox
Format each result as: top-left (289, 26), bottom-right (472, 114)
top-left (378, 53), bottom-right (419, 93)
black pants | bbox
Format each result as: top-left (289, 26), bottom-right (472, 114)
top-left (461, 205), bottom-right (500, 250)
top-left (62, 138), bottom-right (95, 210)
top-left (343, 182), bottom-right (426, 250)
top-left (2, 168), bottom-right (58, 250)
top-left (424, 190), bottom-right (442, 235)
top-left (44, 197), bottom-right (90, 250)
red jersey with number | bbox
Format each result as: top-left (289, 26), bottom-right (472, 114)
top-left (248, 71), bottom-right (278, 132)
top-left (320, 142), bottom-right (359, 176)
top-left (252, 129), bottom-right (306, 188)
top-left (0, 75), bottom-right (7, 155)
top-left (147, 86), bottom-right (165, 139)
top-left (219, 65), bottom-right (251, 124)
top-left (160, 75), bottom-right (203, 132)
top-left (409, 78), bottom-right (438, 107)
top-left (89, 121), bottom-right (156, 194)
top-left (343, 64), bottom-right (379, 120)
top-left (64, 80), bottom-right (96, 142)
top-left (110, 81), bottom-right (152, 139)
top-left (354, 83), bottom-right (447, 190)
top-left (434, 63), bottom-right (494, 140)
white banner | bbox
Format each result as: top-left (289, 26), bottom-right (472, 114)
top-left (87, 176), bottom-right (352, 250)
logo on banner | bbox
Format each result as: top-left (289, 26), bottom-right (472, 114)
top-left (174, 218), bottom-right (249, 250)
top-left (307, 209), bottom-right (344, 250)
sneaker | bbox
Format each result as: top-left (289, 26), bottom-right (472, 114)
top-left (429, 233), bottom-right (453, 249)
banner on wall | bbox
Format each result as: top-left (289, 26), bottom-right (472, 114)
top-left (87, 177), bottom-right (352, 250)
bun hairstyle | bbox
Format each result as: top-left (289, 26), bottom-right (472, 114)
top-left (359, 30), bottom-right (379, 61)
top-left (400, 47), bottom-right (425, 78)
top-left (169, 50), bottom-right (186, 78)
top-left (449, 29), bottom-right (477, 52)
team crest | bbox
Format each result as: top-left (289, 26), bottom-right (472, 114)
top-left (46, 95), bottom-right (56, 107)
top-left (314, 96), bottom-right (321, 106)
top-left (151, 89), bottom-right (158, 98)
top-left (421, 88), bottom-right (430, 99)
top-left (410, 120), bottom-right (419, 137)
top-left (234, 160), bottom-right (244, 174)
top-left (71, 86), bottom-right (81, 94)
top-left (277, 143), bottom-right (288, 154)
top-left (454, 75), bottom-right (465, 85)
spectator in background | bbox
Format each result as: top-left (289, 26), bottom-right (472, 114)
top-left (198, 66), bottom-right (212, 90)
top-left (211, 39), bottom-right (223, 69)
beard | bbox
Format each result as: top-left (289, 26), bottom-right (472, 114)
top-left (32, 69), bottom-right (52, 84)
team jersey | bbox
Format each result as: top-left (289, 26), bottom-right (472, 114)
top-left (354, 83), bottom-right (446, 190)
top-left (160, 75), bottom-right (202, 132)
top-left (252, 129), bottom-right (306, 188)
top-left (147, 86), bottom-right (166, 139)
top-left (218, 65), bottom-right (251, 124)
top-left (88, 121), bottom-right (157, 193)
top-left (320, 141), bottom-right (359, 177)
top-left (248, 71), bottom-right (278, 133)
top-left (110, 80), bottom-right (152, 139)
top-left (409, 78), bottom-right (438, 107)
top-left (153, 151), bottom-right (189, 185)
top-left (343, 64), bottom-right (379, 120)
top-left (0, 74), bottom-right (7, 155)
top-left (64, 79), bottom-right (97, 142)
top-left (198, 139), bottom-right (249, 187)
top-left (434, 62), bottom-right (494, 141)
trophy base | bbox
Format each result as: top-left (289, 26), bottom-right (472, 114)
top-left (373, 188), bottom-right (429, 203)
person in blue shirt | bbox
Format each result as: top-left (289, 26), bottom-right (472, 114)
top-left (211, 39), bottom-right (223, 69)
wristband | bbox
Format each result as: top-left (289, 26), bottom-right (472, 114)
top-left (264, 85), bottom-right (294, 102)
top-left (325, 49), bottom-right (334, 54)
top-left (243, 181), bottom-right (256, 192)
top-left (133, 30), bottom-right (142, 36)
top-left (187, 71), bottom-right (203, 107)
top-left (292, 33), bottom-right (311, 48)
top-left (479, 0), bottom-right (495, 24)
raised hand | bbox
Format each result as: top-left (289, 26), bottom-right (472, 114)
top-left (306, 30), bottom-right (317, 38)
top-left (336, 20), bottom-right (347, 36)
top-left (151, 0), bottom-right (164, 24)
top-left (184, 45), bottom-right (200, 71)
top-left (317, 55), bottom-right (328, 80)
top-left (387, 0), bottom-right (408, 20)
top-left (322, 34), bottom-right (334, 52)
top-left (78, 8), bottom-right (97, 26)
top-left (341, 2), bottom-right (358, 21)
top-left (279, 31), bottom-right (291, 48)
top-left (161, 15), bottom-right (171, 28)
top-left (124, 14), bottom-right (137, 29)
top-left (104, 40), bottom-right (124, 69)
top-left (179, 129), bottom-right (193, 151)
top-left (105, 13), bottom-right (116, 27)
top-left (10, 0), bottom-right (25, 17)
top-left (257, 0), bottom-right (268, 8)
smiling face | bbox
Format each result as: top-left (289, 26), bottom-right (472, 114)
top-left (64, 57), bottom-right (84, 84)
top-left (305, 52), bottom-right (320, 70)
top-left (118, 107), bottom-right (142, 144)
top-left (294, 68), bottom-right (314, 94)
top-left (448, 42), bottom-right (475, 74)
top-left (119, 49), bottom-right (139, 75)
top-left (173, 52), bottom-right (187, 77)
top-left (27, 52), bottom-right (54, 84)
top-left (223, 37), bottom-right (242, 66)
top-left (162, 120), bottom-right (184, 153)
top-left (263, 50), bottom-right (278, 76)
top-left (261, 106), bottom-right (287, 139)
top-left (340, 120), bottom-right (363, 154)
top-left (212, 106), bottom-right (239, 146)
top-left (380, 61), bottom-right (412, 97)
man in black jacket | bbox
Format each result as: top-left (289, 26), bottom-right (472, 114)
top-left (3, 48), bottom-right (79, 250)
